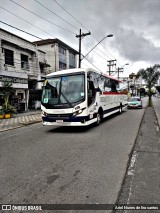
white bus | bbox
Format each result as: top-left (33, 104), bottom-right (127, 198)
top-left (41, 68), bottom-right (128, 126)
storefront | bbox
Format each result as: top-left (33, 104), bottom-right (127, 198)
top-left (0, 71), bottom-right (28, 112)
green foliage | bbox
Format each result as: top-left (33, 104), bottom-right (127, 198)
top-left (137, 64), bottom-right (160, 105)
top-left (0, 106), bottom-right (4, 115)
top-left (0, 81), bottom-right (15, 113)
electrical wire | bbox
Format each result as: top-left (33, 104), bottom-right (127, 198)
top-left (34, 0), bottom-right (79, 31)
top-left (0, 4), bottom-right (111, 72)
top-left (0, 7), bottom-right (57, 39)
top-left (52, 0), bottom-right (90, 32)
top-left (9, 0), bottom-right (76, 35)
top-left (0, 21), bottom-right (42, 39)
top-left (52, 0), bottom-right (122, 66)
top-left (0, 25), bottom-right (105, 72)
top-left (35, 0), bottom-right (113, 62)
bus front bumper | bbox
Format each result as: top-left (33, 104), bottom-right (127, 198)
top-left (42, 118), bottom-right (97, 127)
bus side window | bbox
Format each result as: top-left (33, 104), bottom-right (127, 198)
top-left (88, 81), bottom-right (96, 106)
top-left (110, 80), bottom-right (118, 92)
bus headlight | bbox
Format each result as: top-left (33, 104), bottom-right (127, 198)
top-left (77, 109), bottom-right (83, 114)
top-left (73, 109), bottom-right (83, 116)
top-left (41, 110), bottom-right (47, 116)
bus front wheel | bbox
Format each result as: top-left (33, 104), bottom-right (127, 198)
top-left (96, 113), bottom-right (101, 125)
top-left (95, 112), bottom-right (101, 126)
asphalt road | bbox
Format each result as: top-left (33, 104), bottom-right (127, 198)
top-left (0, 97), bottom-right (148, 212)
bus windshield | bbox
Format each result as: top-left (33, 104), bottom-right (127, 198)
top-left (41, 74), bottom-right (85, 108)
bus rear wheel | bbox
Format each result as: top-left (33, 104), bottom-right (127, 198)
top-left (119, 105), bottom-right (122, 114)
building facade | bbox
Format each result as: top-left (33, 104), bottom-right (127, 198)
top-left (0, 28), bottom-right (50, 111)
top-left (33, 39), bottom-right (79, 72)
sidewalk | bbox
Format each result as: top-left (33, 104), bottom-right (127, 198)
top-left (116, 99), bottom-right (160, 212)
top-left (0, 110), bottom-right (42, 132)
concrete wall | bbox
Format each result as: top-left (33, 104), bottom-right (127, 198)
top-left (0, 28), bottom-right (49, 110)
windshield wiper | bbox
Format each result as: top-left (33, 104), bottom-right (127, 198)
top-left (60, 91), bottom-right (72, 107)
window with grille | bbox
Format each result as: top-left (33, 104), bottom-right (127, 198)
top-left (21, 54), bottom-right (29, 69)
top-left (59, 46), bottom-right (66, 55)
top-left (59, 62), bottom-right (66, 70)
top-left (4, 49), bottom-right (14, 66)
top-left (69, 52), bottom-right (75, 60)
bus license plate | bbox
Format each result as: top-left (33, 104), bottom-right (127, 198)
top-left (56, 120), bottom-right (63, 123)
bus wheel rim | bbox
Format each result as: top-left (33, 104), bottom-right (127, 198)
top-left (97, 113), bottom-right (100, 123)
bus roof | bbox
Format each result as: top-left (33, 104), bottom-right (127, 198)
top-left (46, 68), bottom-right (123, 82)
top-left (103, 73), bottom-right (123, 83)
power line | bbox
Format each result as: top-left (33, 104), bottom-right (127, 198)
top-left (0, 21), bottom-right (42, 39)
top-left (8, 0), bottom-right (115, 67)
top-left (52, 0), bottom-right (90, 33)
top-left (82, 40), bottom-right (112, 61)
top-left (34, 0), bottom-right (113, 63)
top-left (0, 7), bottom-right (108, 72)
top-left (0, 7), bottom-right (57, 39)
top-left (0, 31), bottom-right (42, 51)
top-left (0, 19), bottom-right (104, 71)
top-left (9, 0), bottom-right (76, 35)
top-left (52, 0), bottom-right (122, 65)
top-left (34, 0), bottom-right (79, 31)
top-left (52, 0), bottom-right (114, 56)
top-left (84, 58), bottom-right (101, 71)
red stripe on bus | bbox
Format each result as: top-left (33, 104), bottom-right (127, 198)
top-left (102, 92), bottom-right (127, 95)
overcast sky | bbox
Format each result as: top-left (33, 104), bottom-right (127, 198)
top-left (0, 0), bottom-right (160, 77)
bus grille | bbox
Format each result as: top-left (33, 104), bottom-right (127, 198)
top-left (48, 113), bottom-right (72, 119)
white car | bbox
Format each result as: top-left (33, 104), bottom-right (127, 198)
top-left (127, 97), bottom-right (142, 109)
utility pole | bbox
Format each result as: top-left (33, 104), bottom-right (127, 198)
top-left (117, 67), bottom-right (124, 79)
top-left (76, 29), bottom-right (91, 68)
top-left (107, 59), bottom-right (116, 75)
top-left (117, 63), bottom-right (129, 79)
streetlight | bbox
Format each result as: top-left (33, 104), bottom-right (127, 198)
top-left (81, 34), bottom-right (113, 62)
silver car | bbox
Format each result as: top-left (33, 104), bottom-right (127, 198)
top-left (127, 97), bottom-right (142, 109)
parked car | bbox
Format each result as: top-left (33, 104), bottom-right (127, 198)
top-left (127, 97), bottom-right (142, 109)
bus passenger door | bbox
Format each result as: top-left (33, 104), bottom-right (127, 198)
top-left (88, 81), bottom-right (96, 106)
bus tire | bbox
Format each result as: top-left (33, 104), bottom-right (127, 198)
top-left (119, 105), bottom-right (122, 114)
top-left (95, 109), bottom-right (103, 126)
top-left (96, 112), bottom-right (101, 126)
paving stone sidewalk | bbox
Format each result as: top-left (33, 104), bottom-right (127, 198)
top-left (0, 111), bottom-right (42, 132)
top-left (116, 106), bottom-right (160, 212)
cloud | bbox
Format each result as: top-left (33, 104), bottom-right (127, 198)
top-left (1, 0), bottom-right (160, 73)
top-left (113, 28), bottom-right (160, 63)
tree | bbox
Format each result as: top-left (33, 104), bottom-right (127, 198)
top-left (0, 81), bottom-right (15, 113)
top-left (137, 64), bottom-right (160, 106)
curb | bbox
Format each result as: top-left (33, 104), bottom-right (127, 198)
top-left (12, 112), bottom-right (41, 118)
top-left (0, 125), bottom-right (22, 132)
top-left (152, 101), bottom-right (160, 139)
top-left (0, 120), bottom-right (42, 132)
top-left (19, 120), bottom-right (42, 126)
top-left (152, 101), bottom-right (160, 128)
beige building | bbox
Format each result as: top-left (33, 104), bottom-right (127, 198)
top-left (0, 28), bottom-right (50, 111)
top-left (33, 38), bottom-right (79, 72)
